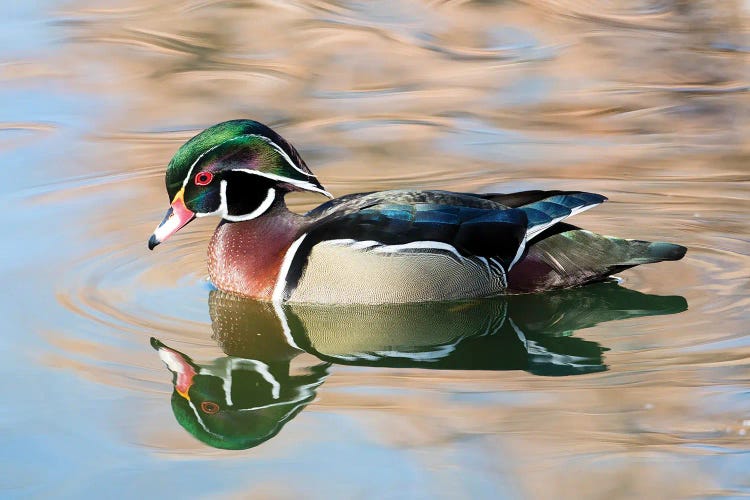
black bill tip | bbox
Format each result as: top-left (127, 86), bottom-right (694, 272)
top-left (150, 337), bottom-right (165, 350)
top-left (148, 234), bottom-right (160, 250)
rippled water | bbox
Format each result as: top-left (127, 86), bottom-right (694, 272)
top-left (3, 0), bottom-right (749, 497)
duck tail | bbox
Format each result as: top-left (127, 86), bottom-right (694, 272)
top-left (507, 224), bottom-right (686, 293)
top-left (618, 240), bottom-right (687, 265)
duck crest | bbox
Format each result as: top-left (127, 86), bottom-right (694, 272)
top-left (165, 119), bottom-right (327, 201)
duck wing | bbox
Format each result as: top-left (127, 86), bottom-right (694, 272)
top-left (306, 189), bottom-right (606, 242)
top-left (478, 190), bottom-right (607, 239)
top-left (278, 190), bottom-right (606, 303)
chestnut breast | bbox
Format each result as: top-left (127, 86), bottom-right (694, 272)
top-left (207, 216), bottom-right (302, 300)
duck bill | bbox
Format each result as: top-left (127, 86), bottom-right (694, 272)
top-left (151, 337), bottom-right (196, 400)
top-left (148, 189), bottom-right (195, 250)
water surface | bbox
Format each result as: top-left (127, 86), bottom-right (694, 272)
top-left (2, 1), bottom-right (749, 498)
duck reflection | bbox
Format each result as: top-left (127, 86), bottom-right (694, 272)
top-left (152, 282), bottom-right (686, 449)
top-left (150, 336), bottom-right (327, 450)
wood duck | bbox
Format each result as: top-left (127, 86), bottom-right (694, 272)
top-left (151, 284), bottom-right (686, 449)
top-left (148, 119), bottom-right (686, 304)
top-left (151, 336), bottom-right (328, 450)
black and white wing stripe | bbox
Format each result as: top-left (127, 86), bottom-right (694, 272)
top-left (518, 192), bottom-right (607, 240)
top-left (274, 190), bottom-right (607, 303)
top-left (276, 198), bottom-right (529, 302)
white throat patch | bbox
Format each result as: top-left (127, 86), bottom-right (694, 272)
top-left (195, 181), bottom-right (276, 222)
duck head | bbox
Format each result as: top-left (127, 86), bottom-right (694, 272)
top-left (148, 119), bottom-right (331, 250)
top-left (151, 337), bottom-right (328, 450)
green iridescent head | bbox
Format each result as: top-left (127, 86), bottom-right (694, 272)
top-left (149, 119), bottom-right (331, 250)
top-left (151, 337), bottom-right (328, 450)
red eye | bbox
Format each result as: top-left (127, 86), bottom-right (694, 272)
top-left (201, 401), bottom-right (220, 414)
top-left (194, 171), bottom-right (213, 186)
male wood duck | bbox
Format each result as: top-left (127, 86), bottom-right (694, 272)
top-left (148, 119), bottom-right (686, 304)
top-left (151, 336), bottom-right (328, 450)
top-left (150, 285), bottom-right (686, 449)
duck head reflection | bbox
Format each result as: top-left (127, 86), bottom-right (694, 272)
top-left (153, 282), bottom-right (686, 449)
top-left (150, 326), bottom-right (328, 450)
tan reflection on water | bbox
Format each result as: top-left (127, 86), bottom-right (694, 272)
top-left (9, 0), bottom-right (749, 497)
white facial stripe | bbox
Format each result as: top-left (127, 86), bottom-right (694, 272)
top-left (194, 181), bottom-right (276, 222)
top-left (247, 134), bottom-right (313, 178)
top-left (179, 133), bottom-right (329, 198)
top-left (187, 399), bottom-right (223, 438)
top-left (245, 359), bottom-right (281, 400)
top-left (229, 359), bottom-right (282, 399)
top-left (218, 359), bottom-right (282, 406)
top-left (272, 233), bottom-right (308, 304)
top-left (230, 168), bottom-right (332, 198)
top-left (235, 393), bottom-right (310, 412)
top-left (181, 140), bottom-right (227, 190)
top-left (223, 187), bottom-right (276, 222)
top-left (194, 180), bottom-right (228, 218)
top-left (223, 360), bottom-right (233, 407)
top-left (236, 376), bottom-right (326, 413)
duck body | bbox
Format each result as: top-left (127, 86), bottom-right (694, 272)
top-left (149, 120), bottom-right (686, 304)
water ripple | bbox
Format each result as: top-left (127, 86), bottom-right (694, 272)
top-left (5, 0), bottom-right (748, 492)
